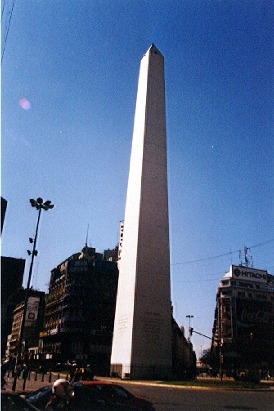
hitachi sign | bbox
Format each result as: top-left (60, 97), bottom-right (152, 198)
top-left (232, 265), bottom-right (268, 283)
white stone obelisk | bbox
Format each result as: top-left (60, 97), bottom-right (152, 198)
top-left (110, 45), bottom-right (172, 380)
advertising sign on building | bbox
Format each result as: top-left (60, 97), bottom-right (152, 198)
top-left (68, 259), bottom-right (88, 273)
top-left (231, 265), bottom-right (268, 283)
top-left (236, 298), bottom-right (272, 339)
top-left (25, 296), bottom-right (40, 327)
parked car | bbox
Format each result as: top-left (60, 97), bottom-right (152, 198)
top-left (73, 381), bottom-right (155, 411)
top-left (1, 391), bottom-right (40, 411)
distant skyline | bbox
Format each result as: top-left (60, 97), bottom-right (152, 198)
top-left (2, 0), bottom-right (273, 354)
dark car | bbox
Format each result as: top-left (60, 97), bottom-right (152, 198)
top-left (73, 381), bottom-right (155, 411)
top-left (1, 391), bottom-right (40, 411)
top-left (25, 385), bottom-right (52, 410)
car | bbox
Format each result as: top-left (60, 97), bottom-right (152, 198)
top-left (24, 385), bottom-right (52, 410)
top-left (1, 391), bottom-right (40, 411)
top-left (73, 381), bottom-right (155, 411)
top-left (25, 381), bottom-right (150, 411)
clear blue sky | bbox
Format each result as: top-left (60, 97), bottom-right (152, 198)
top-left (2, 0), bottom-right (273, 355)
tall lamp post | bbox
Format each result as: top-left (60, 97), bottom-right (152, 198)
top-left (12, 198), bottom-right (54, 391)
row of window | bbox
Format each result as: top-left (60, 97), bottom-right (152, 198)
top-left (221, 289), bottom-right (268, 300)
top-left (221, 279), bottom-right (273, 292)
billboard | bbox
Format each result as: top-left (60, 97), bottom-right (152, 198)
top-left (232, 265), bottom-right (268, 284)
top-left (25, 296), bottom-right (40, 327)
top-left (236, 298), bottom-right (272, 339)
top-left (68, 259), bottom-right (88, 273)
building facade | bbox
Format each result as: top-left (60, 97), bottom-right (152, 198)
top-left (40, 245), bottom-right (118, 375)
top-left (1, 196), bottom-right (7, 233)
top-left (8, 290), bottom-right (45, 360)
top-left (172, 318), bottom-right (197, 380)
top-left (211, 265), bottom-right (274, 378)
top-left (1, 256), bottom-right (25, 358)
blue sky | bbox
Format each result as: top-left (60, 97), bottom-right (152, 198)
top-left (2, 0), bottom-right (273, 354)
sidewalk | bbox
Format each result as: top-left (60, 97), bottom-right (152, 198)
top-left (3, 372), bottom-right (274, 394)
top-left (3, 371), bottom-right (69, 394)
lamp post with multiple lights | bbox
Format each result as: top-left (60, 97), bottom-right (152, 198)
top-left (12, 198), bottom-right (54, 391)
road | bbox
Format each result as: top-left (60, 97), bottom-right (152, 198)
top-left (118, 381), bottom-right (274, 411)
top-left (4, 373), bottom-right (274, 411)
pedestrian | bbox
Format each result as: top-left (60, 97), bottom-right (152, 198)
top-left (71, 367), bottom-right (81, 383)
top-left (69, 364), bottom-right (76, 383)
top-left (15, 363), bottom-right (23, 379)
top-left (1, 359), bottom-right (9, 389)
top-left (22, 364), bottom-right (30, 390)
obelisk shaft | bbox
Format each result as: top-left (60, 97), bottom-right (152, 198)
top-left (110, 45), bottom-right (172, 380)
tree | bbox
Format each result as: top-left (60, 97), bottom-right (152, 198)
top-left (200, 349), bottom-right (211, 367)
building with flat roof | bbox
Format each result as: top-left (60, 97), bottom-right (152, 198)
top-left (8, 290), bottom-right (45, 359)
top-left (1, 256), bottom-right (25, 358)
top-left (211, 265), bottom-right (274, 379)
top-left (40, 245), bottom-right (118, 375)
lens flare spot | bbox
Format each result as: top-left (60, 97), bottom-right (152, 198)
top-left (19, 98), bottom-right (31, 110)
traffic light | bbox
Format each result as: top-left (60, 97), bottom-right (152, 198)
top-left (189, 327), bottom-right (193, 336)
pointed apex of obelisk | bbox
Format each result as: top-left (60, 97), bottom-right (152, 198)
top-left (145, 44), bottom-right (163, 57)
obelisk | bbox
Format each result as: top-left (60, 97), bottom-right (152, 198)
top-left (110, 45), bottom-right (172, 380)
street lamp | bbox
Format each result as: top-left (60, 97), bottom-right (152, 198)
top-left (12, 198), bottom-right (54, 391)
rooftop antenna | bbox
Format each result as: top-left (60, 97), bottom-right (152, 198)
top-left (244, 246), bottom-right (249, 267)
top-left (239, 246), bottom-right (253, 267)
top-left (85, 224), bottom-right (89, 247)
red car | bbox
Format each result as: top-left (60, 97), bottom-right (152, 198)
top-left (73, 381), bottom-right (155, 411)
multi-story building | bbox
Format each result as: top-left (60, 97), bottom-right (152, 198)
top-left (8, 290), bottom-right (45, 359)
top-left (211, 265), bottom-right (274, 378)
top-left (40, 245), bottom-right (118, 375)
top-left (172, 318), bottom-right (196, 380)
top-left (1, 256), bottom-right (25, 358)
top-left (1, 196), bottom-right (7, 233)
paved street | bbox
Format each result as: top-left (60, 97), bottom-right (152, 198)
top-left (3, 373), bottom-right (274, 411)
top-left (118, 381), bottom-right (274, 411)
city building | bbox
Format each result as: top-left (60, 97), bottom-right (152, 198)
top-left (1, 196), bottom-right (7, 233)
top-left (39, 245), bottom-right (118, 375)
top-left (8, 290), bottom-right (45, 360)
top-left (211, 265), bottom-right (274, 378)
top-left (111, 44), bottom-right (172, 380)
top-left (1, 256), bottom-right (25, 358)
top-left (172, 318), bottom-right (197, 380)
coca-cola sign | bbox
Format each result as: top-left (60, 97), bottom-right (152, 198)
top-left (236, 298), bottom-right (272, 339)
top-left (240, 308), bottom-right (269, 325)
